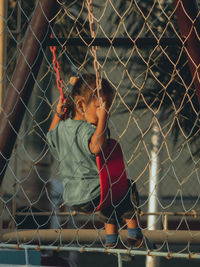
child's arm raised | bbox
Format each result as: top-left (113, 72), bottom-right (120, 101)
top-left (89, 98), bottom-right (108, 154)
top-left (49, 97), bottom-right (66, 131)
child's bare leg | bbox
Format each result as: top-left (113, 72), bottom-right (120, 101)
top-left (125, 218), bottom-right (138, 228)
top-left (105, 223), bottom-right (118, 234)
top-left (104, 223), bottom-right (118, 246)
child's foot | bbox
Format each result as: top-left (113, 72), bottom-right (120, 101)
top-left (126, 227), bottom-right (145, 248)
top-left (105, 233), bottom-right (118, 248)
top-left (127, 237), bottom-right (145, 248)
top-left (127, 236), bottom-right (156, 250)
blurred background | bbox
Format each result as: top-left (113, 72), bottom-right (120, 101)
top-left (0, 1), bottom-right (200, 266)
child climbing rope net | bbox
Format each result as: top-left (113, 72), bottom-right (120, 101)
top-left (47, 73), bottom-right (144, 249)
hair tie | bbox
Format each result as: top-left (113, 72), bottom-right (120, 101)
top-left (69, 76), bottom-right (79, 86)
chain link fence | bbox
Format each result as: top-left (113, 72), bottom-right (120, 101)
top-left (0, 0), bottom-right (200, 262)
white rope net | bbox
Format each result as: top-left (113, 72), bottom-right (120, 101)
top-left (0, 0), bottom-right (200, 261)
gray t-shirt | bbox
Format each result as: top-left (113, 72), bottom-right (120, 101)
top-left (46, 118), bottom-right (100, 206)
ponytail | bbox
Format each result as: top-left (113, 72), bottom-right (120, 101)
top-left (64, 73), bottom-right (114, 119)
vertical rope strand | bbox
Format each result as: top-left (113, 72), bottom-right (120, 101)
top-left (86, 0), bottom-right (101, 98)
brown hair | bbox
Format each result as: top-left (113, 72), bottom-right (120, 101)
top-left (65, 73), bottom-right (114, 118)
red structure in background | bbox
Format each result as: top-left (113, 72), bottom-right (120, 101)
top-left (173, 0), bottom-right (200, 103)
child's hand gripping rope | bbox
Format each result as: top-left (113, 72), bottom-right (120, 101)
top-left (96, 96), bottom-right (107, 121)
top-left (89, 96), bottom-right (108, 155)
top-left (56, 96), bottom-right (67, 120)
top-left (49, 96), bottom-right (67, 131)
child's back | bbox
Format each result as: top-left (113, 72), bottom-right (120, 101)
top-left (47, 118), bottom-right (100, 206)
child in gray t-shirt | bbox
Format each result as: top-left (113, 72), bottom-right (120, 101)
top-left (47, 74), bottom-right (144, 248)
